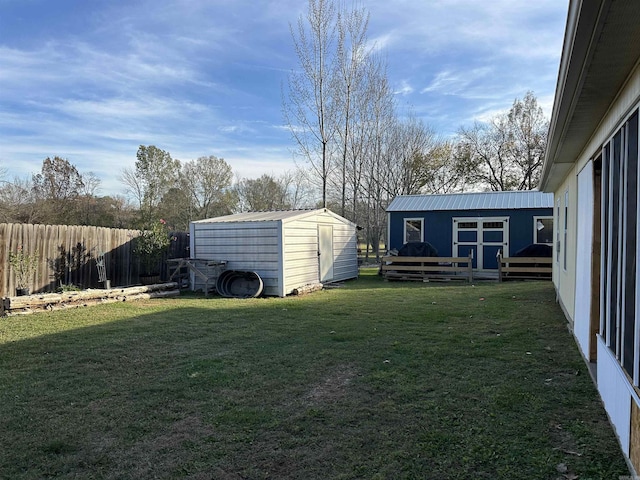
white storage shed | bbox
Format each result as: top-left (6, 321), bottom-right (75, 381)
top-left (189, 208), bottom-right (359, 297)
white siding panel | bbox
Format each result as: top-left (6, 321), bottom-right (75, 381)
top-left (598, 335), bottom-right (631, 455)
top-left (192, 220), bottom-right (282, 295)
top-left (192, 208), bottom-right (357, 296)
top-left (282, 218), bottom-right (320, 294)
top-left (574, 162), bottom-right (594, 357)
top-left (332, 221), bottom-right (358, 282)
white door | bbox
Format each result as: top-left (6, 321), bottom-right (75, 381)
top-left (318, 224), bottom-right (334, 282)
top-left (452, 217), bottom-right (509, 270)
top-left (574, 161), bottom-right (594, 357)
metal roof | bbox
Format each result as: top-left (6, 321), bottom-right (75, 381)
top-left (386, 191), bottom-right (554, 212)
top-left (192, 208), bottom-right (356, 225)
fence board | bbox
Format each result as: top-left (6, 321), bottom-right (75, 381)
top-left (0, 223), bottom-right (189, 298)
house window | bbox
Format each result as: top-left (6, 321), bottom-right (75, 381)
top-left (403, 218), bottom-right (423, 244)
top-left (563, 191), bottom-right (569, 270)
top-left (555, 198), bottom-right (561, 264)
top-left (601, 108), bottom-right (639, 384)
top-left (533, 217), bottom-right (553, 245)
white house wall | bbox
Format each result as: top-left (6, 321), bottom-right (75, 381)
top-left (549, 57), bottom-right (640, 472)
top-left (551, 63), bottom-right (640, 326)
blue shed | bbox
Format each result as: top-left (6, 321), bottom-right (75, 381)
top-left (386, 191), bottom-right (554, 271)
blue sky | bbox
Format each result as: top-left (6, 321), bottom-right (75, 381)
top-left (0, 0), bottom-right (568, 196)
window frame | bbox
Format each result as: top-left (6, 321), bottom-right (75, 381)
top-left (533, 216), bottom-right (554, 245)
top-left (563, 190), bottom-right (569, 271)
top-left (403, 218), bottom-right (424, 244)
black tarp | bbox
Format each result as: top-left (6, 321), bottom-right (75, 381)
top-left (397, 242), bottom-right (439, 257)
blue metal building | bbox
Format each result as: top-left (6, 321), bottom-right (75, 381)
top-left (386, 191), bottom-right (554, 271)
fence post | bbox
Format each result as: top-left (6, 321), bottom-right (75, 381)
top-left (497, 251), bottom-right (503, 283)
top-left (467, 252), bottom-right (473, 283)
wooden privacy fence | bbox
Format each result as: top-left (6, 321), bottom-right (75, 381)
top-left (0, 223), bottom-right (190, 298)
top-left (497, 252), bottom-right (552, 281)
top-left (381, 253), bottom-right (474, 282)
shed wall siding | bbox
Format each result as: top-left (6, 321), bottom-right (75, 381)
top-left (282, 211), bottom-right (358, 294)
top-left (191, 209), bottom-right (357, 297)
top-left (331, 220), bottom-right (358, 281)
top-left (191, 221), bottom-right (282, 296)
top-left (282, 218), bottom-right (320, 295)
top-left (388, 208), bottom-right (552, 257)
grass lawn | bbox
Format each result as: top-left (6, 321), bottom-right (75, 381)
top-left (0, 270), bottom-right (629, 479)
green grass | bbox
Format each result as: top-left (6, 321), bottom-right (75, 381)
top-left (0, 270), bottom-right (629, 479)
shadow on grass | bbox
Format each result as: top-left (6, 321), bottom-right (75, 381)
top-left (0, 278), bottom-right (629, 480)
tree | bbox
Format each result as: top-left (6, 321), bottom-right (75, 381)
top-left (507, 91), bottom-right (548, 189)
top-left (121, 145), bottom-right (181, 223)
top-left (458, 91), bottom-right (548, 191)
top-left (0, 176), bottom-right (37, 224)
top-left (334, 4), bottom-right (370, 217)
top-left (236, 174), bottom-right (292, 212)
top-left (383, 115), bottom-right (439, 196)
top-left (155, 155), bottom-right (237, 230)
top-left (420, 141), bottom-right (468, 194)
top-left (180, 155), bottom-right (236, 220)
top-left (32, 157), bottom-right (85, 224)
top-left (284, 0), bottom-right (339, 208)
top-left (235, 170), bottom-right (314, 213)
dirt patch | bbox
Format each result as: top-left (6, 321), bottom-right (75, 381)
top-left (303, 364), bottom-right (358, 405)
top-left (99, 415), bottom-right (217, 480)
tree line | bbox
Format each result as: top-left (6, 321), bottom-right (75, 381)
top-left (0, 0), bottom-right (548, 259)
top-left (0, 150), bottom-right (312, 230)
top-left (283, 0), bottom-right (548, 258)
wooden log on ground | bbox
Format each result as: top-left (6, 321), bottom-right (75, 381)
top-left (291, 283), bottom-right (323, 295)
top-left (1, 284), bottom-right (180, 317)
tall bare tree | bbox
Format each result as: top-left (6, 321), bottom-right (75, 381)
top-left (334, 4), bottom-right (370, 217)
top-left (284, 0), bottom-right (339, 208)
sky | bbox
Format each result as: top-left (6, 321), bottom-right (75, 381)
top-left (0, 0), bottom-right (569, 197)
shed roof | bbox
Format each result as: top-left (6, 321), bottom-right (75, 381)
top-left (192, 208), bottom-right (356, 226)
top-left (386, 191), bottom-right (554, 212)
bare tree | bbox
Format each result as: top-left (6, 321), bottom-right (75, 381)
top-left (383, 115), bottom-right (439, 196)
top-left (508, 91), bottom-right (548, 189)
top-left (458, 91), bottom-right (548, 191)
top-left (284, 0), bottom-right (339, 208)
top-left (333, 4), bottom-right (370, 217)
top-left (0, 176), bottom-right (37, 223)
top-left (119, 167), bottom-right (145, 210)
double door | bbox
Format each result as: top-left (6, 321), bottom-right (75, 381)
top-left (452, 217), bottom-right (509, 270)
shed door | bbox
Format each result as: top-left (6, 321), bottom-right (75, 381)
top-left (318, 224), bottom-right (334, 282)
top-left (453, 217), bottom-right (509, 270)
